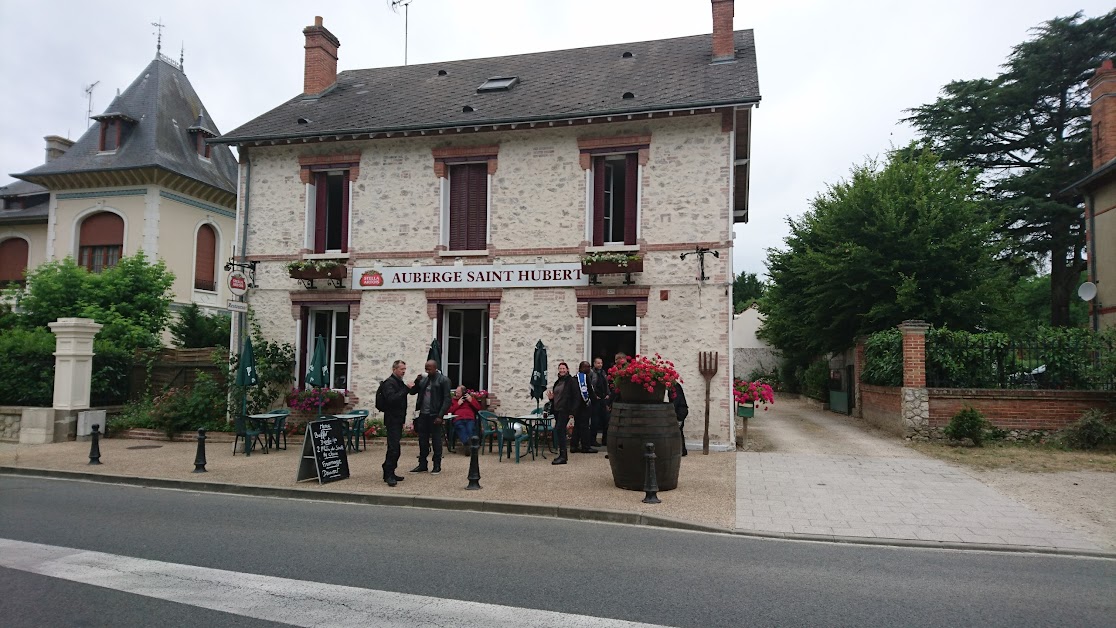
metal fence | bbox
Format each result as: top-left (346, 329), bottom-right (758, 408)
top-left (926, 332), bottom-right (1115, 391)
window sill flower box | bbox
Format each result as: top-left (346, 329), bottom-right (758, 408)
top-left (580, 253), bottom-right (643, 276)
top-left (288, 265), bottom-right (347, 281)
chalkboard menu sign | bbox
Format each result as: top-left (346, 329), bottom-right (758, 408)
top-left (296, 418), bottom-right (350, 484)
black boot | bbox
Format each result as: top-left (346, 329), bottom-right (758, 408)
top-left (552, 449), bottom-right (567, 465)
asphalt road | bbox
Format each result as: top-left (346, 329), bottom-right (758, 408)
top-left (1, 475), bottom-right (1113, 627)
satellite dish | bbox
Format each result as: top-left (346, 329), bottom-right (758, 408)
top-left (1078, 282), bottom-right (1097, 302)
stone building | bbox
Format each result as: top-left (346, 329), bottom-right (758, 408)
top-left (1068, 58), bottom-right (1116, 330)
top-left (0, 51), bottom-right (238, 315)
top-left (216, 0), bottom-right (760, 447)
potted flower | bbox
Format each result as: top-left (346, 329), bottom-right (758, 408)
top-left (733, 378), bottom-right (775, 418)
top-left (580, 252), bottom-right (644, 275)
top-left (287, 259), bottom-right (347, 280)
top-left (285, 387), bottom-right (348, 413)
top-left (607, 353), bottom-right (681, 403)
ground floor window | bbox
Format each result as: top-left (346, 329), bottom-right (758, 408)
top-left (305, 307), bottom-right (350, 390)
top-left (589, 303), bottom-right (638, 371)
top-left (441, 306), bottom-right (489, 391)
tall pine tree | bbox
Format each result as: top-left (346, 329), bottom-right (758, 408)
top-left (905, 10), bottom-right (1116, 326)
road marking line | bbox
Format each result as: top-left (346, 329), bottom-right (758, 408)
top-left (0, 538), bottom-right (666, 627)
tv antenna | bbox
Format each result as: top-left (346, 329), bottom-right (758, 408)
top-left (83, 81), bottom-right (99, 129)
top-left (390, 0), bottom-right (414, 65)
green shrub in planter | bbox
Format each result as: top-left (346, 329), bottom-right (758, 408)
top-left (943, 407), bottom-right (990, 447)
top-left (1060, 409), bottom-right (1115, 450)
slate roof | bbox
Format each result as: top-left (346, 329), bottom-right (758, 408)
top-left (0, 180), bottom-right (49, 223)
top-left (218, 31), bottom-right (760, 144)
top-left (15, 57), bottom-right (237, 195)
top-left (1064, 155), bottom-right (1116, 193)
top-left (0, 180), bottom-right (48, 198)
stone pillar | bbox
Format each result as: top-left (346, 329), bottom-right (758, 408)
top-left (49, 318), bottom-right (103, 409)
top-left (898, 320), bottom-right (930, 438)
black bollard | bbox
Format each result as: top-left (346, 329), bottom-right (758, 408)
top-left (193, 428), bottom-right (208, 473)
top-left (466, 435), bottom-right (482, 490)
top-left (88, 424), bottom-right (102, 465)
top-left (642, 442), bottom-right (660, 504)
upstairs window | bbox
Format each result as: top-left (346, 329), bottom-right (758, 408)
top-left (194, 224), bottom-right (217, 291)
top-left (448, 163), bottom-right (488, 251)
top-left (0, 238), bottom-right (29, 287)
top-left (312, 170), bottom-right (349, 253)
top-left (592, 154), bottom-right (637, 246)
top-left (78, 212), bottom-right (124, 273)
top-left (100, 120), bottom-right (122, 152)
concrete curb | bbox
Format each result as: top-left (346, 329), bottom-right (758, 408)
top-left (4, 466), bottom-right (1111, 558)
top-left (729, 528), bottom-right (1116, 560)
top-left (0, 466), bottom-right (723, 535)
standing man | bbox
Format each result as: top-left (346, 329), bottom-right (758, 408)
top-left (410, 359), bottom-right (451, 475)
top-left (589, 357), bottom-right (610, 447)
top-left (377, 360), bottom-right (413, 487)
top-left (572, 361), bottom-right (597, 453)
top-left (672, 381), bottom-right (689, 457)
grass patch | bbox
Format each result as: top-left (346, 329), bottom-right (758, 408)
top-left (908, 441), bottom-right (1116, 473)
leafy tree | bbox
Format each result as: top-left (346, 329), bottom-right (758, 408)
top-left (228, 315), bottom-right (295, 415)
top-left (14, 252), bottom-right (174, 351)
top-left (732, 271), bottom-right (766, 312)
top-left (170, 303), bottom-right (231, 348)
top-left (759, 146), bottom-right (1006, 365)
top-left (905, 10), bottom-right (1116, 326)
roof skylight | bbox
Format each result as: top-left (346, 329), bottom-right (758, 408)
top-left (477, 76), bottom-right (519, 93)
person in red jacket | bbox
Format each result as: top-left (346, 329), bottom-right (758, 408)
top-left (448, 385), bottom-right (482, 449)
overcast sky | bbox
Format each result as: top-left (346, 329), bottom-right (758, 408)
top-left (1, 0), bottom-right (1109, 277)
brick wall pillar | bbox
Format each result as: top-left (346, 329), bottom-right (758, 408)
top-left (853, 336), bottom-right (866, 418)
top-left (898, 320), bottom-right (930, 438)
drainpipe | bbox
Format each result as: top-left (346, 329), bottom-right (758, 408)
top-left (1085, 190), bottom-right (1099, 332)
top-left (237, 152), bottom-right (252, 351)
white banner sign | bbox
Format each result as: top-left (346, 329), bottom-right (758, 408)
top-left (352, 263), bottom-right (588, 289)
top-left (227, 300), bottom-right (248, 313)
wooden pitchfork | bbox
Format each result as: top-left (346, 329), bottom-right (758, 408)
top-left (698, 351), bottom-right (718, 455)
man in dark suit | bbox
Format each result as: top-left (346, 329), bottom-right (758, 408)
top-left (672, 381), bottom-right (689, 456)
top-left (409, 359), bottom-right (451, 474)
top-left (589, 357), bottom-right (611, 446)
top-left (378, 360), bottom-right (414, 486)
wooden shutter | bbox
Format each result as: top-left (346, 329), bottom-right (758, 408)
top-left (194, 225), bottom-right (216, 290)
top-left (0, 238), bottom-right (29, 282)
top-left (313, 172), bottom-right (328, 253)
top-left (623, 153), bottom-right (638, 245)
top-left (79, 212), bottom-right (124, 247)
top-left (340, 175), bottom-right (350, 253)
top-left (592, 156), bottom-right (607, 246)
top-left (448, 166), bottom-right (469, 251)
top-left (465, 164), bottom-right (487, 250)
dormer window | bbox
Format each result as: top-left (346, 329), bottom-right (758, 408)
top-left (188, 115), bottom-right (217, 160)
top-left (194, 133), bottom-right (212, 158)
top-left (100, 120), bottom-right (122, 152)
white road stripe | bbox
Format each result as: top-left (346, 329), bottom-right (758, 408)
top-left (0, 537), bottom-right (666, 627)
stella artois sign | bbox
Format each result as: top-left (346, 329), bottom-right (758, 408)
top-left (353, 263), bottom-right (588, 290)
top-left (228, 271), bottom-right (249, 296)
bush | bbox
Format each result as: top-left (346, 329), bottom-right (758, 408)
top-left (151, 372), bottom-right (226, 437)
top-left (109, 397), bottom-right (158, 433)
top-left (746, 364), bottom-right (783, 391)
top-left (943, 407), bottom-right (991, 446)
top-left (228, 316), bottom-right (295, 415)
top-left (170, 303), bottom-right (231, 349)
top-left (861, 328), bottom-right (902, 386)
top-left (1060, 409), bottom-right (1116, 450)
top-left (0, 327), bottom-right (55, 406)
top-left (801, 359), bottom-right (830, 402)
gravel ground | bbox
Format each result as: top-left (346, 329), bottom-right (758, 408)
top-left (0, 437), bottom-right (736, 530)
top-left (748, 397), bottom-right (1116, 550)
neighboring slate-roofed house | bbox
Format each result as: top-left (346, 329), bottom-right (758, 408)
top-left (1067, 59), bottom-right (1116, 331)
top-left (217, 0), bottom-right (759, 449)
top-left (2, 53), bottom-right (239, 314)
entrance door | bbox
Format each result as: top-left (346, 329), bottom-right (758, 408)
top-left (306, 308), bottom-right (350, 390)
top-left (442, 307), bottom-right (488, 391)
top-left (588, 303), bottom-right (638, 372)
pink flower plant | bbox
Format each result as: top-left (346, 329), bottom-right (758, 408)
top-left (285, 387), bottom-right (348, 412)
top-left (733, 378), bottom-right (775, 411)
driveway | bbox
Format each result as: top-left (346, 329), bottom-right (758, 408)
top-left (736, 397), bottom-right (1106, 553)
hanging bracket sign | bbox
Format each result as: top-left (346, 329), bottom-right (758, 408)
top-left (228, 270), bottom-right (249, 296)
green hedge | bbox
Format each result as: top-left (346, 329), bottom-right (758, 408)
top-left (0, 327), bottom-right (136, 406)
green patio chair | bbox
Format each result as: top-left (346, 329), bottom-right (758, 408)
top-left (497, 416), bottom-right (532, 463)
top-left (477, 411), bottom-right (500, 454)
top-left (233, 414), bottom-right (265, 456)
top-left (267, 408), bottom-right (290, 451)
top-left (348, 409), bottom-right (370, 452)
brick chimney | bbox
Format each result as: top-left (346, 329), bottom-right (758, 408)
top-left (711, 0), bottom-right (735, 63)
top-left (1089, 58), bottom-right (1116, 169)
top-left (44, 135), bottom-right (74, 163)
top-left (303, 16), bottom-right (340, 96)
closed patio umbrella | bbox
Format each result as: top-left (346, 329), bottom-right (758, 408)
top-left (426, 338), bottom-right (441, 369)
top-left (235, 336), bottom-right (259, 454)
top-left (529, 340), bottom-right (548, 410)
top-left (305, 335), bottom-right (329, 416)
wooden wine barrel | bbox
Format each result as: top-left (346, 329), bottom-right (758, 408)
top-left (607, 401), bottom-right (682, 491)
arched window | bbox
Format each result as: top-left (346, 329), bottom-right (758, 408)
top-left (0, 238), bottom-right (29, 286)
top-left (194, 224), bottom-right (217, 291)
top-left (78, 212), bottom-right (124, 273)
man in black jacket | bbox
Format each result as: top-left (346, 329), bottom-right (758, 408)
top-left (409, 359), bottom-right (452, 474)
top-left (672, 381), bottom-right (689, 456)
top-left (378, 360), bottom-right (414, 486)
top-left (589, 357), bottom-right (611, 447)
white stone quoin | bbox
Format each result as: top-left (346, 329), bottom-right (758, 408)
top-left (48, 318), bottom-right (103, 411)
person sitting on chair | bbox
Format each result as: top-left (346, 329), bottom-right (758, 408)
top-left (448, 385), bottom-right (481, 449)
